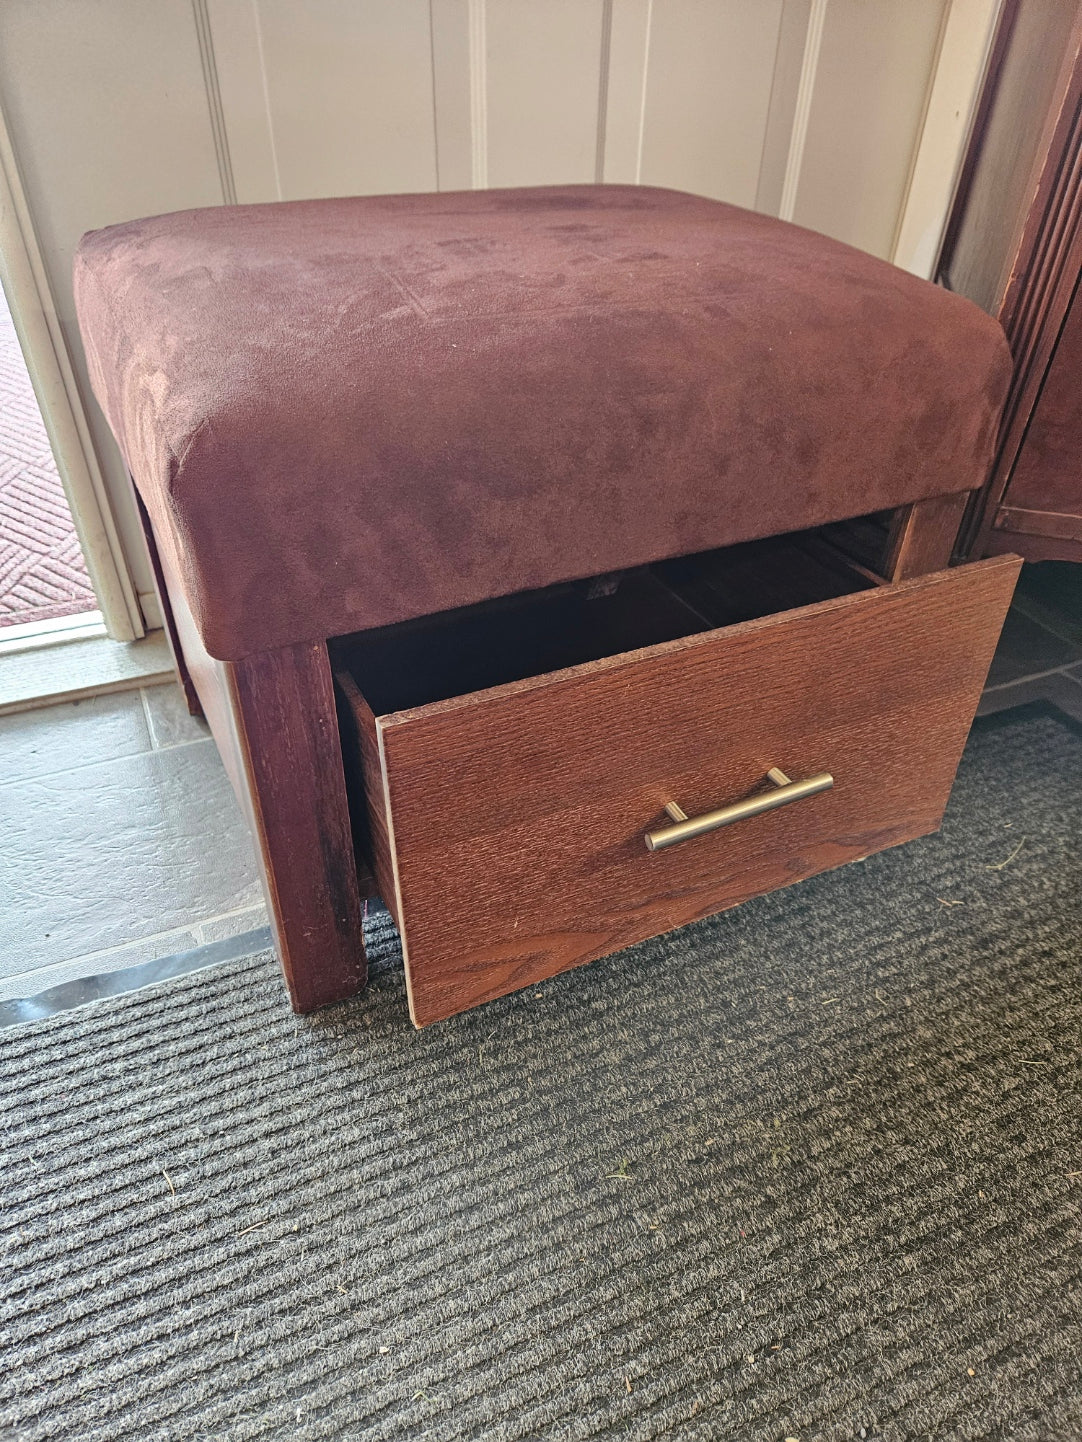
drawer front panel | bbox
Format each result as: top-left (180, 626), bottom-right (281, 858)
top-left (365, 557), bottom-right (1018, 1025)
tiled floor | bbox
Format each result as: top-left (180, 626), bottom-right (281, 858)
top-left (0, 562), bottom-right (1080, 1009)
top-left (979, 652), bottom-right (1082, 722)
top-left (0, 682), bottom-right (266, 1002)
top-left (978, 563), bottom-right (1082, 721)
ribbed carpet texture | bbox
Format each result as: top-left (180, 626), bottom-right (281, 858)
top-left (2, 705), bottom-right (1081, 1442)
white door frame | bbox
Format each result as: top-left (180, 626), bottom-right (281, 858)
top-left (0, 96), bottom-right (143, 641)
top-left (891, 0), bottom-right (1004, 278)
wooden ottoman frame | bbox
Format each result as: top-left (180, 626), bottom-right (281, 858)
top-left (141, 486), bottom-right (975, 1016)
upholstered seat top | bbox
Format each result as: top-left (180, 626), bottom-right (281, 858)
top-left (74, 185), bottom-right (1010, 660)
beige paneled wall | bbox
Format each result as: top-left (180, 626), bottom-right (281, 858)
top-left (0, 0), bottom-right (990, 621)
top-left (485, 0), bottom-right (607, 187)
top-left (794, 0), bottom-right (950, 257)
top-left (636, 0), bottom-right (785, 204)
top-left (0, 0), bottom-right (970, 282)
top-left (209, 0), bottom-right (440, 201)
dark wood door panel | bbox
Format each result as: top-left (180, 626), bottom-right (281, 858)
top-left (993, 275), bottom-right (1082, 548)
top-left (938, 0), bottom-right (1082, 563)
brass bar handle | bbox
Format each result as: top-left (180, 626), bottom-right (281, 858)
top-left (645, 766), bottom-right (834, 852)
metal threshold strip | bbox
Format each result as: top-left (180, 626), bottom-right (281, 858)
top-left (0, 625), bottom-right (174, 716)
top-left (0, 927), bottom-right (273, 1029)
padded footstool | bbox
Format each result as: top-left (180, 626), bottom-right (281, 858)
top-left (74, 185), bottom-right (1019, 1025)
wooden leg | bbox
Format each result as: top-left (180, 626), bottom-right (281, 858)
top-left (225, 642), bottom-right (368, 1012)
top-left (134, 484), bottom-right (367, 1011)
top-left (883, 491), bottom-right (971, 580)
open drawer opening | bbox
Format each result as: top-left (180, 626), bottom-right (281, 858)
top-left (330, 533), bottom-right (1019, 1026)
top-left (329, 523), bottom-right (879, 715)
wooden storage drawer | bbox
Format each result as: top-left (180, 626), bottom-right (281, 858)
top-left (333, 538), bottom-right (1019, 1026)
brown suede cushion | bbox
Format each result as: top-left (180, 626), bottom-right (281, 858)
top-left (74, 185), bottom-right (1011, 661)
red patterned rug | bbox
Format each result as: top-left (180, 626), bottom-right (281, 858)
top-left (0, 296), bottom-right (96, 628)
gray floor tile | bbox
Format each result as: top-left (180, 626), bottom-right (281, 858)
top-left (1013, 561), bottom-right (1082, 644)
top-left (0, 629), bottom-right (173, 714)
top-left (977, 671), bottom-right (1082, 722)
top-left (142, 682), bottom-right (210, 749)
top-left (0, 924), bottom-right (200, 1004)
top-left (985, 609), bottom-right (1082, 688)
top-left (1049, 672), bottom-right (1082, 720)
top-left (195, 906), bottom-right (269, 946)
top-left (0, 737), bottom-right (262, 976)
top-left (0, 690), bottom-right (151, 784)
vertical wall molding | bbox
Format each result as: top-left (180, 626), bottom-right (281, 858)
top-left (428, 0), bottom-right (442, 186)
top-left (755, 0), bottom-right (811, 216)
top-left (250, 0), bottom-right (283, 201)
top-left (891, 0), bottom-right (1004, 277)
top-left (635, 0), bottom-right (653, 183)
top-left (468, 0), bottom-right (488, 188)
top-left (597, 0), bottom-right (651, 184)
top-left (594, 0), bottom-right (614, 183)
top-left (778, 0), bottom-right (827, 221)
top-left (192, 0), bottom-right (237, 205)
top-left (430, 0), bottom-right (473, 191)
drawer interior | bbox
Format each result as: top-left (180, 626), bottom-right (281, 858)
top-left (330, 523), bottom-right (879, 715)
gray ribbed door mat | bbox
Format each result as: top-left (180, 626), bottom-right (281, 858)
top-left (3, 705), bottom-right (1081, 1442)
